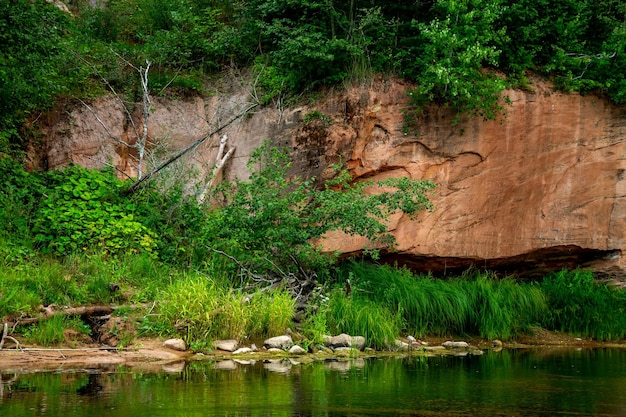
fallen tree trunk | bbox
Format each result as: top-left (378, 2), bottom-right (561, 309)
top-left (7, 305), bottom-right (114, 327)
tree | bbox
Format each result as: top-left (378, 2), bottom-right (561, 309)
top-left (204, 143), bottom-right (435, 301)
top-left (410, 0), bottom-right (508, 120)
top-left (0, 0), bottom-right (73, 154)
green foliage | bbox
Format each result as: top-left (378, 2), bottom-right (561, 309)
top-left (303, 110), bottom-right (332, 126)
top-left (498, 0), bottom-right (626, 103)
top-left (0, 0), bottom-right (72, 152)
top-left (33, 166), bottom-right (157, 257)
top-left (131, 168), bottom-right (207, 266)
top-left (342, 261), bottom-right (548, 340)
top-left (300, 307), bottom-right (329, 347)
top-left (21, 315), bottom-right (91, 346)
top-left (541, 269), bottom-right (626, 340)
top-left (0, 157), bottom-right (44, 247)
top-left (325, 290), bottom-right (402, 350)
top-left (408, 0), bottom-right (508, 120)
top-left (205, 143), bottom-right (435, 278)
top-left (247, 289), bottom-right (295, 338)
top-left (155, 277), bottom-right (294, 346)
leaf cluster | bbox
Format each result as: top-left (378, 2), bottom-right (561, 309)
top-left (204, 143), bottom-right (435, 278)
top-left (32, 166), bottom-right (158, 257)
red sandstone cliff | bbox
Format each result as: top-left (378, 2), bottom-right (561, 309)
top-left (37, 76), bottom-right (626, 281)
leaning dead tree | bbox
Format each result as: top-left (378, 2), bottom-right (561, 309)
top-left (126, 102), bottom-right (258, 194)
top-left (73, 49), bottom-right (261, 194)
top-left (76, 53), bottom-right (153, 180)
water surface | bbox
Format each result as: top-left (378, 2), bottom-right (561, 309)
top-left (2, 348), bottom-right (626, 416)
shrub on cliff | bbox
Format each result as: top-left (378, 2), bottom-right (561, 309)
top-left (201, 143), bottom-right (435, 289)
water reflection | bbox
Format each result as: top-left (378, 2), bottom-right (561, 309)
top-left (2, 349), bottom-right (626, 416)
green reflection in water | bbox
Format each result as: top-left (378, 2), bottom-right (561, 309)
top-left (2, 349), bottom-right (626, 416)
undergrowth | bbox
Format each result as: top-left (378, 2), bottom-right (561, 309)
top-left (4, 247), bottom-right (626, 349)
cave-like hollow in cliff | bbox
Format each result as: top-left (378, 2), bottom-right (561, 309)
top-left (372, 245), bottom-right (622, 281)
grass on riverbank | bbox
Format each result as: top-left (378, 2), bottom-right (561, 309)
top-left (2, 246), bottom-right (626, 350)
top-left (335, 262), bottom-right (548, 341)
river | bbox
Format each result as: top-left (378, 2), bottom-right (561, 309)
top-left (2, 348), bottom-right (626, 416)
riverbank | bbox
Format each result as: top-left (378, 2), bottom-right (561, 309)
top-left (2, 328), bottom-right (626, 373)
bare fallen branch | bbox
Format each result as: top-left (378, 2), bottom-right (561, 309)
top-left (7, 305), bottom-right (114, 328)
top-left (126, 103), bottom-right (258, 194)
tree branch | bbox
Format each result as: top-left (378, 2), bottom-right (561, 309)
top-left (126, 103), bottom-right (258, 194)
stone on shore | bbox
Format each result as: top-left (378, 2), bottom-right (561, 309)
top-left (215, 339), bottom-right (239, 352)
top-left (264, 335), bottom-right (293, 350)
top-left (443, 341), bottom-right (470, 350)
top-left (289, 345), bottom-right (307, 355)
top-left (163, 338), bottom-right (186, 351)
top-left (232, 347), bottom-right (253, 355)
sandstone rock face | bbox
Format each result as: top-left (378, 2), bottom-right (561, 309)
top-left (37, 76), bottom-right (626, 281)
top-left (313, 79), bottom-right (626, 282)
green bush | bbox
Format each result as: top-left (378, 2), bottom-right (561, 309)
top-left (0, 157), bottom-right (44, 246)
top-left (204, 143), bottom-right (434, 281)
top-left (33, 166), bottom-right (157, 257)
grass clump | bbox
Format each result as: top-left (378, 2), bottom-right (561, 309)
top-left (152, 277), bottom-right (295, 349)
top-left (21, 315), bottom-right (91, 346)
top-left (541, 269), bottom-right (626, 341)
top-left (341, 261), bottom-right (548, 341)
top-left (325, 290), bottom-right (401, 350)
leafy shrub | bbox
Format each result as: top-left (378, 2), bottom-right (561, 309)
top-left (0, 157), bottom-right (44, 246)
top-left (33, 166), bottom-right (157, 257)
top-left (204, 143), bottom-right (435, 281)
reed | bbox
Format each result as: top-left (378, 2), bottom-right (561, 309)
top-left (342, 261), bottom-right (547, 340)
top-left (541, 269), bottom-right (626, 340)
top-left (247, 288), bottom-right (295, 338)
top-left (326, 290), bottom-right (401, 349)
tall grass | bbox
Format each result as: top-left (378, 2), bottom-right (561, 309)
top-left (541, 269), bottom-right (626, 340)
top-left (0, 251), bottom-right (175, 319)
top-left (155, 277), bottom-right (295, 347)
top-left (326, 290), bottom-right (401, 349)
top-left (341, 261), bottom-right (548, 340)
top-left (461, 274), bottom-right (547, 340)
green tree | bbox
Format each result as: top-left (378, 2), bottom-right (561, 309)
top-left (409, 0), bottom-right (508, 120)
top-left (0, 0), bottom-right (73, 153)
top-left (204, 143), bottom-right (435, 290)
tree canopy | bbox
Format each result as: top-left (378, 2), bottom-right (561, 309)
top-left (1, 0), bottom-right (625, 154)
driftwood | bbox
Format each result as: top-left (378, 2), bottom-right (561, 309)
top-left (6, 305), bottom-right (114, 328)
top-left (0, 323), bottom-right (21, 350)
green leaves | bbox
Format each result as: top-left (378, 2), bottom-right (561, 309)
top-left (32, 166), bottom-right (157, 257)
top-left (409, 0), bottom-right (508, 120)
top-left (206, 143), bottom-right (435, 277)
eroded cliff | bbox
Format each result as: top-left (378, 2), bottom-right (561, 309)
top-left (36, 76), bottom-right (626, 281)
